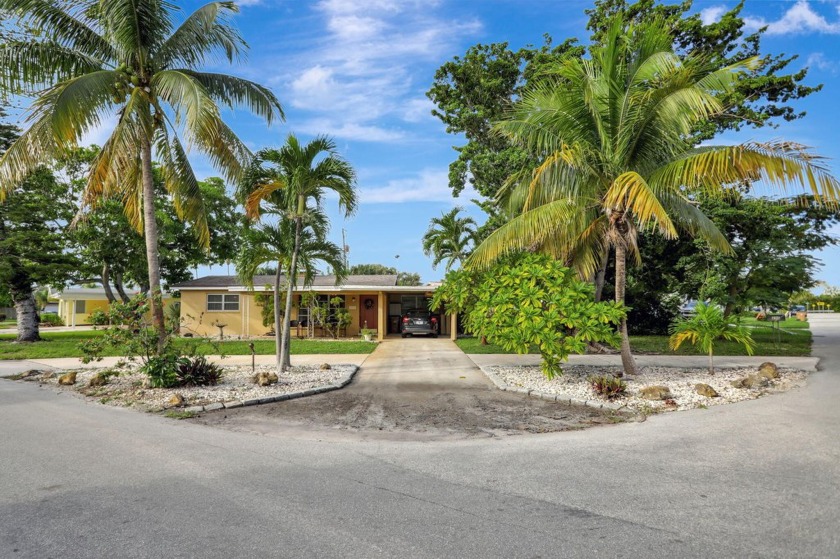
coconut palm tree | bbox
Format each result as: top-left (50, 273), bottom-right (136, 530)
top-left (0, 0), bottom-right (284, 351)
top-left (236, 209), bottom-right (345, 354)
top-left (422, 207), bottom-right (478, 271)
top-left (241, 135), bottom-right (356, 372)
top-left (468, 17), bottom-right (839, 375)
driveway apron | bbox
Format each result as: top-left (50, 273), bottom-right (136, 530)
top-left (352, 337), bottom-right (492, 392)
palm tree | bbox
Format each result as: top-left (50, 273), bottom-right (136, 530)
top-left (669, 303), bottom-right (754, 374)
top-left (468, 18), bottom-right (839, 375)
top-left (0, 1), bottom-right (283, 351)
top-left (422, 207), bottom-right (478, 271)
top-left (241, 135), bottom-right (356, 372)
top-left (236, 209), bottom-right (345, 350)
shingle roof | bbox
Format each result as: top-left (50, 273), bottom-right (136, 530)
top-left (172, 274), bottom-right (399, 289)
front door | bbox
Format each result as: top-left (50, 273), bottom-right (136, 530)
top-left (359, 295), bottom-right (378, 331)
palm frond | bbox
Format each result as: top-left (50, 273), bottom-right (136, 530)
top-left (0, 42), bottom-right (104, 94)
top-left (0, 0), bottom-right (116, 60)
top-left (604, 171), bottom-right (677, 238)
top-left (155, 2), bottom-right (246, 68)
top-left (467, 199), bottom-right (579, 270)
top-left (179, 71), bottom-right (284, 124)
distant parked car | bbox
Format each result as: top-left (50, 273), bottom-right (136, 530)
top-left (679, 300), bottom-right (698, 317)
top-left (401, 309), bottom-right (438, 338)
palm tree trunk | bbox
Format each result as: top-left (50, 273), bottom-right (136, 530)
top-left (594, 248), bottom-right (609, 303)
top-left (708, 347), bottom-right (715, 375)
top-left (140, 134), bottom-right (166, 353)
top-left (614, 239), bottom-right (638, 376)
top-left (273, 262), bottom-right (282, 367)
top-left (279, 215), bottom-right (303, 373)
top-left (13, 289), bottom-right (40, 343)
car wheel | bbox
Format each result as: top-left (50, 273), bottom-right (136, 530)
top-left (401, 333), bottom-right (407, 338)
top-left (431, 333), bottom-right (438, 338)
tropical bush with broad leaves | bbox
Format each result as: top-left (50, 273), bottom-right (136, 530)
top-left (433, 253), bottom-right (625, 378)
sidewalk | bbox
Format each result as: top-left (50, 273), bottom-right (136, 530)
top-left (467, 353), bottom-right (820, 371)
top-left (1, 353), bottom-right (371, 374)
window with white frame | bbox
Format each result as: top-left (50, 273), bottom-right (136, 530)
top-left (74, 300), bottom-right (86, 313)
top-left (207, 294), bottom-right (239, 311)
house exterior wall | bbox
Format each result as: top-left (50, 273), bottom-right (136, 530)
top-left (58, 299), bottom-right (109, 326)
top-left (179, 289), bottom-right (406, 338)
top-left (57, 297), bottom-right (176, 327)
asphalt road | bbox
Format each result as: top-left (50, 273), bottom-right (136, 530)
top-left (2, 316), bottom-right (839, 558)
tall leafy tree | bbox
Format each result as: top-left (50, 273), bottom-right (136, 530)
top-left (241, 135), bottom-right (357, 372)
top-left (468, 18), bottom-right (840, 375)
top-left (0, 0), bottom-right (283, 350)
top-left (677, 195), bottom-right (839, 316)
top-left (428, 0), bottom-right (821, 214)
top-left (347, 264), bottom-right (422, 286)
top-left (422, 207), bottom-right (477, 271)
top-left (0, 108), bottom-right (77, 341)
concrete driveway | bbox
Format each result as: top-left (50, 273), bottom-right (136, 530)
top-left (1, 316), bottom-right (838, 557)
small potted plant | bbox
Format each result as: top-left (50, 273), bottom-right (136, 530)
top-left (360, 328), bottom-right (376, 342)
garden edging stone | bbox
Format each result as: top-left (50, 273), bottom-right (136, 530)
top-left (184, 365), bottom-right (359, 414)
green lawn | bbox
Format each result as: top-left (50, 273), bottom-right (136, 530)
top-left (0, 320), bottom-right (16, 328)
top-left (0, 331), bottom-right (376, 360)
top-left (455, 317), bottom-right (812, 357)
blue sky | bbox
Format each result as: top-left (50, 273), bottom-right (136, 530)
top-left (93, 1), bottom-right (840, 286)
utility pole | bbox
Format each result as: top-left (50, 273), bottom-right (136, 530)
top-left (342, 228), bottom-right (349, 269)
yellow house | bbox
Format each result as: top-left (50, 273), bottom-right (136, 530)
top-left (173, 274), bottom-right (455, 341)
top-left (55, 287), bottom-right (175, 326)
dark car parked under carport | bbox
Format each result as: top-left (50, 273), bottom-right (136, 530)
top-left (400, 310), bottom-right (438, 338)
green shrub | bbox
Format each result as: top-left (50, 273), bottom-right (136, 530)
top-left (176, 356), bottom-right (223, 386)
top-left (142, 354), bottom-right (183, 388)
top-left (40, 313), bottom-right (63, 326)
top-left (589, 375), bottom-right (627, 399)
top-left (432, 253), bottom-right (625, 378)
top-left (89, 309), bottom-right (109, 326)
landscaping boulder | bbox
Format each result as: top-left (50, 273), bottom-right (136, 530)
top-left (320, 363), bottom-right (332, 370)
top-left (88, 372), bottom-right (109, 387)
top-left (695, 383), bottom-right (719, 398)
top-left (167, 393), bottom-right (185, 407)
top-left (731, 374), bottom-right (769, 390)
top-left (640, 385), bottom-right (672, 400)
top-left (253, 372), bottom-right (278, 387)
top-left (758, 362), bottom-right (779, 380)
top-left (57, 372), bottom-right (77, 386)
top-left (16, 369), bottom-right (44, 380)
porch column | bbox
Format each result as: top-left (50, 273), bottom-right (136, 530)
top-left (450, 312), bottom-right (457, 341)
top-left (70, 300), bottom-right (76, 328)
top-left (377, 292), bottom-right (387, 341)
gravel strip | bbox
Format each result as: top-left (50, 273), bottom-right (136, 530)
top-left (485, 364), bottom-right (808, 413)
top-left (24, 364), bottom-right (357, 413)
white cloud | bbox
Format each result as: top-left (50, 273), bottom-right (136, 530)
top-left (296, 118), bottom-right (404, 142)
top-left (807, 52), bottom-right (839, 73)
top-left (268, 0), bottom-right (481, 143)
top-left (360, 168), bottom-right (478, 203)
top-left (744, 0), bottom-right (840, 35)
top-left (700, 5), bottom-right (727, 25)
top-left (236, 0), bottom-right (262, 6)
top-left (401, 97), bottom-right (435, 123)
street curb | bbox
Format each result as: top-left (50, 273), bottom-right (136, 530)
top-left (180, 365), bottom-right (359, 414)
top-left (476, 365), bottom-right (623, 412)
